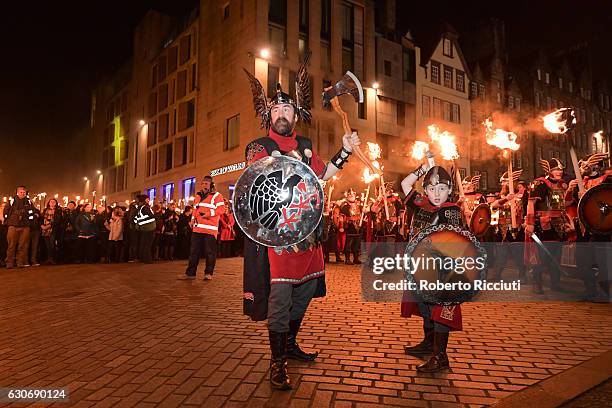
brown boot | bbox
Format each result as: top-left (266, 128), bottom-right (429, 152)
top-left (417, 332), bottom-right (450, 373)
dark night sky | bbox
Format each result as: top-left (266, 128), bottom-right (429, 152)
top-left (1, 0), bottom-right (610, 197)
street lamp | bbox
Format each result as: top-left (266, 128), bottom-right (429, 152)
top-left (83, 177), bottom-right (88, 181)
top-left (260, 48), bottom-right (270, 59)
top-left (139, 119), bottom-right (146, 126)
top-left (372, 82), bottom-right (380, 90)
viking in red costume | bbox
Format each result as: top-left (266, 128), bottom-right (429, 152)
top-left (565, 153), bottom-right (611, 302)
top-left (525, 158), bottom-right (569, 294)
top-left (400, 162), bottom-right (462, 373)
top-left (241, 53), bottom-right (360, 390)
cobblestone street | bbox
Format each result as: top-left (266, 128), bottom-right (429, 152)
top-left (1, 258), bottom-right (610, 407)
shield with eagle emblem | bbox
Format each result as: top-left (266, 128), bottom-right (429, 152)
top-left (232, 155), bottom-right (324, 247)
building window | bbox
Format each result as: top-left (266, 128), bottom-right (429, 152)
top-left (146, 187), bottom-right (156, 202)
top-left (422, 95), bottom-right (430, 117)
top-left (537, 147), bottom-right (543, 160)
top-left (177, 70), bottom-right (187, 99)
top-left (508, 96), bottom-right (514, 109)
top-left (342, 46), bottom-right (354, 73)
top-left (267, 65), bottom-right (280, 98)
top-left (546, 96), bottom-right (552, 109)
top-left (162, 183), bottom-right (174, 203)
top-left (470, 82), bottom-right (478, 98)
top-left (558, 77), bottom-right (563, 89)
top-left (480, 171), bottom-right (488, 190)
top-left (569, 82), bottom-right (573, 93)
top-left (443, 38), bottom-right (453, 57)
top-left (430, 61), bottom-right (440, 85)
top-left (222, 3), bottom-right (230, 20)
top-left (515, 98), bottom-right (521, 111)
top-left (159, 143), bottom-right (172, 172)
top-left (443, 65), bottom-right (453, 88)
top-left (451, 103), bottom-right (460, 123)
top-left (147, 121), bottom-right (157, 147)
top-left (459, 168), bottom-right (467, 180)
top-left (358, 94), bottom-right (367, 119)
top-left (478, 84), bottom-right (486, 99)
top-left (320, 0), bottom-right (331, 39)
top-left (433, 97), bottom-right (441, 118)
top-left (403, 48), bottom-right (415, 82)
top-left (298, 34), bottom-right (309, 62)
top-left (320, 41), bottom-right (331, 71)
top-left (456, 71), bottom-right (465, 92)
top-left (174, 136), bottom-right (188, 167)
top-left (159, 113), bottom-right (169, 141)
top-left (299, 0), bottom-right (309, 33)
top-left (179, 35), bottom-right (191, 65)
top-left (182, 177), bottom-right (196, 202)
top-left (545, 72), bottom-right (550, 84)
top-left (442, 101), bottom-right (451, 122)
top-left (225, 114), bottom-right (240, 150)
top-left (496, 92), bottom-right (501, 103)
top-left (384, 60), bottom-right (392, 76)
top-left (537, 69), bottom-right (541, 81)
top-left (535, 92), bottom-right (540, 108)
top-left (397, 101), bottom-right (405, 126)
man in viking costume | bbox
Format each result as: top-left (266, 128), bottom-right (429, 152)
top-left (400, 162), bottom-right (463, 373)
top-left (241, 53), bottom-right (360, 390)
top-left (339, 188), bottom-right (363, 264)
top-left (490, 170), bottom-right (527, 281)
top-left (525, 158), bottom-right (569, 294)
top-left (460, 175), bottom-right (484, 224)
top-left (565, 153), bottom-right (611, 302)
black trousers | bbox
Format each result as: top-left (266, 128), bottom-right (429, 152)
top-left (138, 230), bottom-right (155, 263)
top-left (186, 232), bottom-right (217, 276)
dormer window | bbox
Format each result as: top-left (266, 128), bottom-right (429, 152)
top-left (443, 38), bottom-right (453, 57)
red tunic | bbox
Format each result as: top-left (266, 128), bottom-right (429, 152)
top-left (249, 129), bottom-right (327, 285)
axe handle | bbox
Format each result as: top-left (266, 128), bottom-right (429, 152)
top-left (329, 96), bottom-right (381, 175)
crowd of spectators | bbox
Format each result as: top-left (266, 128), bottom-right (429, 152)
top-left (1, 186), bottom-right (241, 268)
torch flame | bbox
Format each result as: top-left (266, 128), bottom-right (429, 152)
top-left (483, 118), bottom-right (520, 151)
top-left (411, 141), bottom-right (430, 160)
top-left (362, 161), bottom-right (381, 184)
top-left (427, 124), bottom-right (459, 160)
top-left (366, 142), bottom-right (382, 161)
top-left (542, 108), bottom-right (576, 134)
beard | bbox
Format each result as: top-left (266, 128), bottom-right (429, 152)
top-left (271, 117), bottom-right (295, 136)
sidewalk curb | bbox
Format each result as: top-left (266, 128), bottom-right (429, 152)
top-left (492, 350), bottom-right (612, 408)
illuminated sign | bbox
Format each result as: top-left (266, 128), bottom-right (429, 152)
top-left (210, 162), bottom-right (246, 177)
top-left (111, 116), bottom-right (124, 166)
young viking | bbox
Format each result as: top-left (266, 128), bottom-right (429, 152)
top-left (400, 162), bottom-right (463, 373)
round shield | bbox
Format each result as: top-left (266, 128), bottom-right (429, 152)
top-left (469, 203), bottom-right (492, 237)
top-left (404, 224), bottom-right (488, 304)
top-left (232, 155), bottom-right (324, 247)
top-left (578, 183), bottom-right (612, 235)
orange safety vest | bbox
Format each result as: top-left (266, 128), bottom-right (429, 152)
top-left (192, 191), bottom-right (226, 235)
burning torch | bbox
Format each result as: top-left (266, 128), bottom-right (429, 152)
top-left (542, 108), bottom-right (583, 194)
top-left (483, 118), bottom-right (521, 230)
top-left (428, 125), bottom-right (461, 197)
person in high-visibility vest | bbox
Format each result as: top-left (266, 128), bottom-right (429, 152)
top-left (179, 175), bottom-right (225, 280)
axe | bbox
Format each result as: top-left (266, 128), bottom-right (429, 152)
top-left (323, 71), bottom-right (380, 175)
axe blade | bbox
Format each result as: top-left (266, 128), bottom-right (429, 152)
top-left (322, 70), bottom-right (364, 107)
